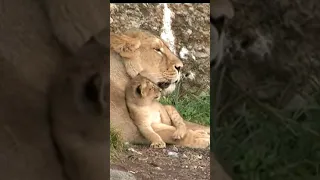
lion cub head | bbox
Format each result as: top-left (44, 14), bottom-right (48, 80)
top-left (111, 30), bottom-right (183, 95)
top-left (125, 74), bottom-right (162, 106)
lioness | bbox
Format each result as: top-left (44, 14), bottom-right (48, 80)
top-left (110, 29), bottom-right (210, 148)
top-left (125, 74), bottom-right (190, 149)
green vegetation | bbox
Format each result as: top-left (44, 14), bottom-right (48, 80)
top-left (160, 90), bottom-right (210, 126)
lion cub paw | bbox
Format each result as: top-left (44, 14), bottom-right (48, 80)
top-left (150, 141), bottom-right (166, 149)
top-left (173, 128), bottom-right (187, 140)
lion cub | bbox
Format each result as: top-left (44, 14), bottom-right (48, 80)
top-left (125, 74), bottom-right (187, 148)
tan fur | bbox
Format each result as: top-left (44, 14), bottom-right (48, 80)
top-left (125, 74), bottom-right (189, 148)
top-left (110, 30), bottom-right (210, 148)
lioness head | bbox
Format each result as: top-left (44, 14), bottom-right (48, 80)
top-left (125, 74), bottom-right (162, 105)
top-left (111, 30), bottom-right (183, 95)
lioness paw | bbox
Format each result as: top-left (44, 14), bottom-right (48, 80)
top-left (184, 130), bottom-right (210, 148)
top-left (194, 138), bottom-right (210, 149)
top-left (150, 141), bottom-right (166, 149)
top-left (172, 128), bottom-right (187, 140)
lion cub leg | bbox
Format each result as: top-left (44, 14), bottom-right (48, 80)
top-left (163, 105), bottom-right (187, 140)
top-left (152, 123), bottom-right (210, 148)
top-left (136, 124), bottom-right (166, 149)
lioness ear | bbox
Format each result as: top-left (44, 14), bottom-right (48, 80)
top-left (110, 33), bottom-right (141, 58)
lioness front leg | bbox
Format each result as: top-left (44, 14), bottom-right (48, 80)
top-left (137, 124), bottom-right (166, 148)
top-left (163, 105), bottom-right (187, 140)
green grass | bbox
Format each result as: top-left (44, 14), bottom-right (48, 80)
top-left (215, 87), bottom-right (320, 180)
top-left (160, 90), bottom-right (210, 126)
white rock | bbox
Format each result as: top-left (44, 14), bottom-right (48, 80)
top-left (167, 151), bottom-right (179, 158)
top-left (179, 47), bottom-right (189, 60)
top-left (195, 51), bottom-right (208, 58)
top-left (128, 148), bottom-right (142, 155)
top-left (196, 155), bottom-right (203, 160)
top-left (187, 29), bottom-right (192, 35)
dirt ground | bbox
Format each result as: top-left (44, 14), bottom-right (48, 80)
top-left (111, 144), bottom-right (210, 180)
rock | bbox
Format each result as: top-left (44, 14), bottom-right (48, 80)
top-left (184, 71), bottom-right (195, 80)
top-left (167, 151), bottom-right (179, 158)
top-left (172, 146), bottom-right (179, 152)
top-left (195, 51), bottom-right (209, 58)
top-left (128, 148), bottom-right (142, 155)
top-left (196, 155), bottom-right (203, 160)
top-left (162, 149), bottom-right (167, 153)
top-left (187, 29), bottom-right (192, 35)
top-left (179, 47), bottom-right (189, 60)
top-left (110, 169), bottom-right (136, 180)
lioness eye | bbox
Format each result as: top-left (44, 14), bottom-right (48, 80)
top-left (154, 48), bottom-right (162, 54)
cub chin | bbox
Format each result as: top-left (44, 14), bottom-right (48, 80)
top-left (125, 73), bottom-right (187, 149)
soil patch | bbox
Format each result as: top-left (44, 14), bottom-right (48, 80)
top-left (112, 144), bottom-right (210, 180)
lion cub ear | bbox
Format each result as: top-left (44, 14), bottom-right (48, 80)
top-left (110, 33), bottom-right (141, 58)
top-left (136, 81), bottom-right (147, 97)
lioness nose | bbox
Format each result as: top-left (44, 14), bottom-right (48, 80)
top-left (174, 65), bottom-right (182, 72)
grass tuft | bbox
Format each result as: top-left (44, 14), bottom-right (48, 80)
top-left (160, 90), bottom-right (210, 126)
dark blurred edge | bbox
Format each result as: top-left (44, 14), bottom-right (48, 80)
top-left (93, 1), bottom-right (111, 178)
top-left (210, 0), bottom-right (235, 179)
